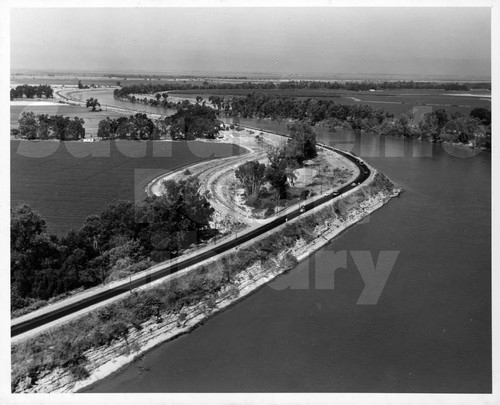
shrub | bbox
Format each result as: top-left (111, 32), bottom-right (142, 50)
top-left (68, 364), bottom-right (89, 380)
top-left (264, 206), bottom-right (275, 217)
top-left (246, 194), bottom-right (262, 208)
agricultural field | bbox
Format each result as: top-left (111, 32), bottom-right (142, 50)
top-left (10, 102), bottom-right (127, 137)
top-left (171, 88), bottom-right (491, 116)
top-left (11, 140), bottom-right (243, 235)
top-left (10, 73), bottom-right (229, 87)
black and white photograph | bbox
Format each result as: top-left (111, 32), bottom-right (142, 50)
top-left (1, 1), bottom-right (496, 404)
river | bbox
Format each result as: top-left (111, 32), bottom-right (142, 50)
top-left (81, 91), bottom-right (491, 393)
top-left (65, 88), bottom-right (177, 116)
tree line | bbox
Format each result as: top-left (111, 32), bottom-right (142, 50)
top-left (15, 105), bottom-right (222, 142)
top-left (220, 93), bottom-right (391, 126)
top-left (168, 103), bottom-right (221, 140)
top-left (14, 112), bottom-right (85, 140)
top-left (115, 91), bottom-right (179, 110)
top-left (375, 108), bottom-right (491, 149)
top-left (97, 113), bottom-right (158, 140)
top-left (11, 178), bottom-right (215, 313)
top-left (97, 105), bottom-right (221, 140)
top-left (114, 80), bottom-right (490, 99)
top-left (11, 84), bottom-right (53, 100)
top-left (215, 93), bottom-right (491, 149)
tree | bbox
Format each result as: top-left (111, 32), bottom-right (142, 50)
top-left (154, 117), bottom-right (169, 139)
top-left (235, 161), bottom-right (266, 197)
top-left (442, 116), bottom-right (480, 144)
top-left (265, 165), bottom-right (288, 199)
top-left (97, 118), bottom-right (113, 139)
top-left (50, 115), bottom-right (69, 140)
top-left (67, 117), bottom-right (85, 140)
top-left (161, 177), bottom-right (214, 233)
top-left (137, 177), bottom-right (214, 255)
top-left (37, 114), bottom-right (52, 140)
top-left (11, 204), bottom-right (60, 298)
top-left (78, 80), bottom-right (89, 89)
top-left (168, 104), bottom-right (220, 139)
top-left (86, 98), bottom-right (101, 111)
top-left (18, 112), bottom-right (38, 140)
top-left (130, 113), bottom-right (155, 140)
top-left (470, 108), bottom-right (491, 126)
top-left (288, 122), bottom-right (317, 162)
top-left (99, 201), bottom-right (139, 246)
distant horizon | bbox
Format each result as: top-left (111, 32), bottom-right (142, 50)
top-left (10, 68), bottom-right (492, 83)
top-left (11, 8), bottom-right (491, 80)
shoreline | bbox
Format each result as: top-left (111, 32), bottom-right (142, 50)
top-left (11, 88), bottom-right (402, 393)
top-left (12, 161), bottom-right (401, 393)
top-left (78, 170), bottom-right (400, 393)
top-left (46, 88), bottom-right (489, 153)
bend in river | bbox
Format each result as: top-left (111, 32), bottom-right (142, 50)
top-left (76, 90), bottom-right (491, 393)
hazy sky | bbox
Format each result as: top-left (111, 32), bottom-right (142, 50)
top-left (11, 7), bottom-right (491, 78)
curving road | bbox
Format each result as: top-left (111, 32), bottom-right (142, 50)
top-left (11, 143), bottom-right (370, 339)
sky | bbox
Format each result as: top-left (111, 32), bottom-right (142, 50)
top-left (10, 7), bottom-right (491, 79)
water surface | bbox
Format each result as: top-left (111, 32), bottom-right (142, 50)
top-left (83, 97), bottom-right (491, 393)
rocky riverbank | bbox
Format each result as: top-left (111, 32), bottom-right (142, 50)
top-left (12, 163), bottom-right (400, 393)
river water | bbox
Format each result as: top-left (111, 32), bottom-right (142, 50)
top-left (68, 88), bottom-right (177, 116)
top-left (82, 92), bottom-right (491, 393)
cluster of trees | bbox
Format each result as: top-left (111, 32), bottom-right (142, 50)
top-left (97, 104), bottom-right (221, 140)
top-left (11, 178), bottom-right (214, 311)
top-left (10, 84), bottom-right (53, 100)
top-left (167, 103), bottom-right (221, 140)
top-left (114, 82), bottom-right (490, 149)
top-left (97, 113), bottom-right (159, 140)
top-left (236, 122), bottom-right (318, 207)
top-left (114, 80), bottom-right (490, 99)
top-left (375, 108), bottom-right (491, 149)
top-left (77, 80), bottom-right (90, 89)
top-left (210, 93), bottom-right (491, 150)
top-left (269, 80), bottom-right (490, 91)
top-left (15, 112), bottom-right (85, 140)
top-left (116, 92), bottom-right (179, 110)
top-left (222, 93), bottom-right (390, 127)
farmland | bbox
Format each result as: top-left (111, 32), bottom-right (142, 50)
top-left (170, 88), bottom-right (491, 116)
top-left (10, 103), bottom-right (127, 137)
top-left (11, 140), bottom-right (243, 235)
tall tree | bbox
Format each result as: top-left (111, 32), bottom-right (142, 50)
top-left (18, 112), bottom-right (38, 140)
top-left (235, 161), bottom-right (266, 197)
top-left (470, 108), bottom-right (491, 126)
top-left (288, 122), bottom-right (317, 163)
top-left (86, 98), bottom-right (101, 111)
top-left (11, 204), bottom-right (60, 298)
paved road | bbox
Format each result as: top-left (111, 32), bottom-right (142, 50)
top-left (11, 143), bottom-right (370, 339)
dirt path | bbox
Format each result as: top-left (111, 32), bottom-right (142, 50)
top-left (147, 128), bottom-right (359, 233)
